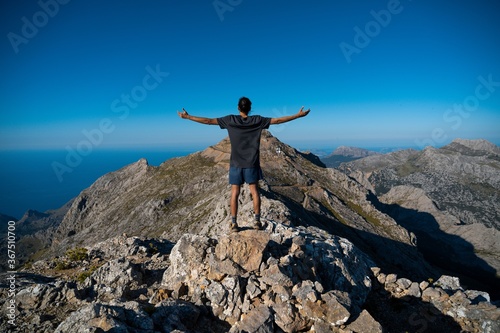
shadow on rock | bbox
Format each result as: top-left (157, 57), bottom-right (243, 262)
top-left (364, 281), bottom-right (462, 333)
top-left (367, 191), bottom-right (500, 301)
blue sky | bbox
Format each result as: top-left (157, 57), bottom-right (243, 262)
top-left (1, 0), bottom-right (500, 150)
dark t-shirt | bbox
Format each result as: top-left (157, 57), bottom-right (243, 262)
top-left (217, 115), bottom-right (271, 168)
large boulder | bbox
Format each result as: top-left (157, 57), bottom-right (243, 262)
top-left (161, 221), bottom-right (374, 330)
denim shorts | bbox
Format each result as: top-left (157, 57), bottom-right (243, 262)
top-left (229, 167), bottom-right (263, 185)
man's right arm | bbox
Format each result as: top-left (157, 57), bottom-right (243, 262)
top-left (270, 106), bottom-right (310, 125)
top-left (177, 108), bottom-right (218, 125)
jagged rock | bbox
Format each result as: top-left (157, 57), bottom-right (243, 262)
top-left (5, 134), bottom-right (500, 332)
top-left (20, 131), bottom-right (434, 289)
top-left (83, 257), bottom-right (143, 301)
top-left (160, 221), bottom-right (374, 331)
top-left (3, 233), bottom-right (500, 333)
top-left (434, 275), bottom-right (462, 292)
top-left (161, 234), bottom-right (212, 290)
top-left (87, 234), bottom-right (173, 261)
top-left (407, 282), bottom-right (422, 298)
top-left (229, 305), bottom-right (274, 333)
top-left (340, 138), bottom-right (500, 299)
top-left (396, 277), bottom-right (412, 290)
top-left (54, 300), bottom-right (154, 333)
top-left (152, 299), bottom-right (202, 332)
top-left (215, 230), bottom-right (269, 272)
top-left (346, 309), bottom-right (383, 333)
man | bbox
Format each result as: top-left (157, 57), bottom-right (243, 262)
top-left (177, 97), bottom-right (310, 232)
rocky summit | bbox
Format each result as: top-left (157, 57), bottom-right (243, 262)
top-left (2, 224), bottom-right (499, 332)
top-left (1, 132), bottom-right (499, 332)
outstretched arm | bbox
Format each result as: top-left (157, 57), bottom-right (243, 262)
top-left (270, 106), bottom-right (310, 125)
top-left (177, 108), bottom-right (218, 125)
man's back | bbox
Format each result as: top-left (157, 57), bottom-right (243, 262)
top-left (217, 115), bottom-right (271, 168)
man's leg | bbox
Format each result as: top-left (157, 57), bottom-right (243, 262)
top-left (249, 183), bottom-right (260, 216)
top-left (230, 184), bottom-right (240, 231)
top-left (249, 183), bottom-right (262, 229)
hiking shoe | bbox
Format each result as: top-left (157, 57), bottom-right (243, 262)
top-left (230, 222), bottom-right (239, 232)
top-left (253, 220), bottom-right (263, 230)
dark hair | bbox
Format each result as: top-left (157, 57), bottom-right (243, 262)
top-left (238, 97), bottom-right (252, 114)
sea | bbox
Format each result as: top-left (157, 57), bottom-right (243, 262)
top-left (0, 143), bottom-right (435, 220)
top-left (0, 148), bottom-right (198, 219)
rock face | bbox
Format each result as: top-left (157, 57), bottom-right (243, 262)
top-left (22, 131), bottom-right (432, 284)
top-left (339, 138), bottom-right (500, 299)
top-left (0, 203), bottom-right (71, 271)
top-left (3, 133), bottom-right (500, 331)
top-left (161, 223), bottom-right (374, 331)
top-left (2, 228), bottom-right (498, 333)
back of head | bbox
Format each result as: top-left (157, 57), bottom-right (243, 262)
top-left (238, 97), bottom-right (252, 114)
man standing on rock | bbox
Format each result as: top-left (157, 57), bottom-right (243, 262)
top-left (178, 97), bottom-right (310, 232)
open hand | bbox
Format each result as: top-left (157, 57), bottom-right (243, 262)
top-left (297, 106), bottom-right (311, 117)
top-left (177, 108), bottom-right (189, 119)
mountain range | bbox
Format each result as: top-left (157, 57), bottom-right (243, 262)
top-left (1, 131), bottom-right (498, 332)
top-left (321, 146), bottom-right (380, 168)
top-left (338, 138), bottom-right (500, 297)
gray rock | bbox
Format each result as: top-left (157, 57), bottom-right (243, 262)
top-left (407, 282), bottom-right (422, 297)
top-left (83, 257), bottom-right (143, 301)
top-left (55, 300), bottom-right (153, 333)
top-left (161, 234), bottom-right (211, 290)
top-left (160, 222), bottom-right (374, 330)
top-left (340, 138), bottom-right (500, 292)
top-left (152, 299), bottom-right (201, 332)
top-left (347, 309), bottom-right (383, 333)
top-left (230, 305), bottom-right (274, 333)
top-left (434, 275), bottom-right (462, 292)
top-left (396, 277), bottom-right (412, 290)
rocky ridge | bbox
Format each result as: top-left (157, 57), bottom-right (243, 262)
top-left (0, 203), bottom-right (72, 272)
top-left (2, 133), bottom-right (499, 331)
top-left (339, 138), bottom-right (500, 299)
top-left (2, 222), bottom-right (499, 332)
top-left (32, 131), bottom-right (434, 283)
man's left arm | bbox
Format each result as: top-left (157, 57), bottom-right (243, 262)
top-left (270, 106), bottom-right (310, 125)
top-left (177, 108), bottom-right (218, 125)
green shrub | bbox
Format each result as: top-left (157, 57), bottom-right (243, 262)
top-left (55, 260), bottom-right (71, 271)
top-left (77, 264), bottom-right (100, 283)
top-left (66, 247), bottom-right (88, 261)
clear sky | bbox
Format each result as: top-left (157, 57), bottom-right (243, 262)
top-left (1, 0), bottom-right (500, 150)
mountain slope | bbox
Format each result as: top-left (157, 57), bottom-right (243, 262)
top-left (4, 133), bottom-right (500, 331)
top-left (339, 138), bottom-right (500, 297)
top-left (0, 204), bottom-right (71, 271)
top-left (43, 131), bottom-right (432, 281)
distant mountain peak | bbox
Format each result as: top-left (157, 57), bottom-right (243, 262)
top-left (321, 146), bottom-right (379, 168)
top-left (448, 138), bottom-right (500, 155)
top-left (330, 146), bottom-right (378, 158)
